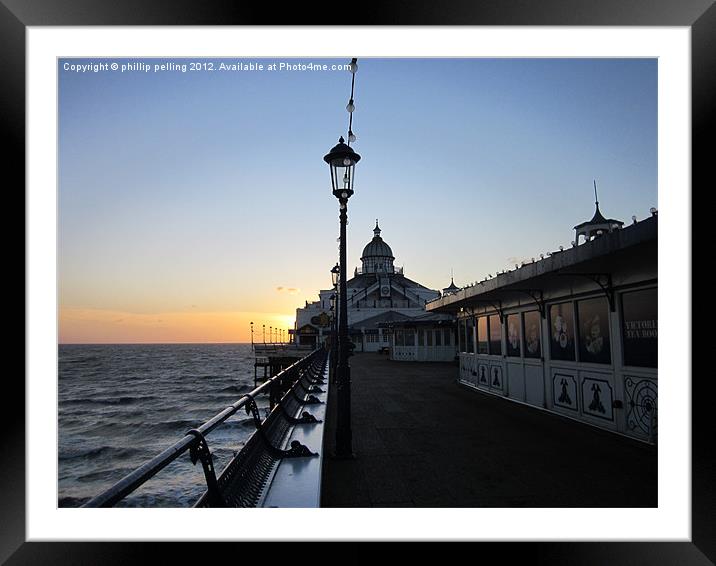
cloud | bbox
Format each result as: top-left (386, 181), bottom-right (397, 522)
top-left (276, 286), bottom-right (300, 295)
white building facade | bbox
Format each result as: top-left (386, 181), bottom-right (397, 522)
top-left (427, 208), bottom-right (658, 444)
top-left (292, 221), bottom-right (441, 351)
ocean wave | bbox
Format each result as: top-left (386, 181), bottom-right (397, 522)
top-left (218, 384), bottom-right (253, 394)
top-left (59, 445), bottom-right (142, 461)
top-left (61, 395), bottom-right (160, 406)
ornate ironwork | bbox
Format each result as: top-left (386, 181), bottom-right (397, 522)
top-left (244, 394), bottom-right (318, 459)
top-left (511, 288), bottom-right (546, 318)
top-left (625, 376), bottom-right (658, 440)
top-left (557, 272), bottom-right (615, 311)
top-left (289, 387), bottom-right (323, 405)
top-left (278, 404), bottom-right (322, 425)
top-left (186, 429), bottom-right (225, 507)
top-left (82, 347), bottom-right (328, 508)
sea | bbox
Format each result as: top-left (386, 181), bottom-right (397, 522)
top-left (58, 343), bottom-right (267, 507)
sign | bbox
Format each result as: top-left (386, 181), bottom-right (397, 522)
top-left (311, 312), bottom-right (331, 328)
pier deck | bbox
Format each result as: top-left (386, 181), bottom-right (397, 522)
top-left (321, 354), bottom-right (657, 507)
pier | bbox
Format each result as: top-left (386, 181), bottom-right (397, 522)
top-left (321, 353), bottom-right (657, 507)
top-left (253, 343), bottom-right (314, 386)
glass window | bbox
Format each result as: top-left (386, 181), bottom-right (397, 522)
top-left (466, 317), bottom-right (475, 353)
top-left (488, 315), bottom-right (502, 355)
top-left (458, 319), bottom-right (466, 352)
top-left (477, 317), bottom-right (488, 354)
top-left (549, 302), bottom-right (576, 361)
top-left (427, 329), bottom-right (433, 346)
top-left (523, 311), bottom-right (541, 359)
top-left (506, 313), bottom-right (521, 357)
top-left (577, 297), bottom-right (611, 364)
top-left (405, 330), bottom-right (415, 347)
top-left (396, 329), bottom-right (404, 346)
top-left (418, 329), bottom-right (424, 346)
top-left (435, 329), bottom-right (442, 346)
top-left (621, 288), bottom-right (657, 368)
top-left (444, 328), bottom-right (452, 346)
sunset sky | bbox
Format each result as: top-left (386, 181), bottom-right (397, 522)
top-left (59, 57), bottom-right (657, 343)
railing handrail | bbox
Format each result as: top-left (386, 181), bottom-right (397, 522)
top-left (82, 347), bottom-right (323, 508)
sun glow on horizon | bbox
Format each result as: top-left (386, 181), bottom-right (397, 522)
top-left (59, 307), bottom-right (295, 344)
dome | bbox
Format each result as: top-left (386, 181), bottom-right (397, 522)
top-left (361, 221), bottom-right (394, 260)
top-left (360, 220), bottom-right (395, 274)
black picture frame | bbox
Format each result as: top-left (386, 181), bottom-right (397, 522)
top-left (7, 1), bottom-right (711, 563)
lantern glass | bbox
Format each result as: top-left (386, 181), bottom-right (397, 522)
top-left (329, 160), bottom-right (355, 196)
top-left (331, 263), bottom-right (340, 286)
top-left (324, 138), bottom-right (360, 198)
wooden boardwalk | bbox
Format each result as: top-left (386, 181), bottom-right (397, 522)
top-left (321, 353), bottom-right (657, 507)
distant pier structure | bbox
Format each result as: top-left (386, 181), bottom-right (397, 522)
top-left (250, 321), bottom-right (313, 386)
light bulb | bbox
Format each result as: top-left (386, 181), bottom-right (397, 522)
top-left (343, 158), bottom-right (351, 166)
top-left (349, 59), bottom-right (358, 74)
top-left (348, 131), bottom-right (356, 143)
top-left (346, 99), bottom-right (355, 113)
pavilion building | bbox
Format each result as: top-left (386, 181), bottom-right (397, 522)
top-left (427, 197), bottom-right (658, 444)
top-left (292, 221), bottom-right (442, 352)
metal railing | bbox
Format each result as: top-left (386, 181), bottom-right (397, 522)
top-left (83, 347), bottom-right (327, 508)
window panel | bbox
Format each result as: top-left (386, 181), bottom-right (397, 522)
top-left (621, 288), bottom-right (657, 368)
top-left (506, 314), bottom-right (521, 357)
top-left (577, 297), bottom-right (611, 364)
top-left (523, 311), bottom-right (542, 359)
top-left (477, 317), bottom-right (488, 354)
top-left (549, 302), bottom-right (575, 361)
top-left (489, 315), bottom-right (502, 355)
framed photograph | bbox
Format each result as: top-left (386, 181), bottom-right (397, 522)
top-left (11, 1), bottom-right (711, 563)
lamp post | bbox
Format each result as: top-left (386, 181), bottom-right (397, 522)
top-left (330, 262), bottom-right (340, 380)
top-left (324, 137), bottom-right (361, 458)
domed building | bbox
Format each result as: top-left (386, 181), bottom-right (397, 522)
top-left (292, 220), bottom-right (443, 351)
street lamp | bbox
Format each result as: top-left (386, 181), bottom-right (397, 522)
top-left (330, 262), bottom-right (340, 383)
top-left (324, 137), bottom-right (360, 459)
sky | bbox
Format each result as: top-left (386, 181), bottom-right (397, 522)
top-left (58, 57), bottom-right (657, 343)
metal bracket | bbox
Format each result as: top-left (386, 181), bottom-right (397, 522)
top-left (244, 394), bottom-right (264, 428)
top-left (245, 396), bottom-right (318, 458)
top-left (289, 388), bottom-right (323, 405)
top-left (467, 301), bottom-right (504, 322)
top-left (489, 299), bottom-right (505, 323)
top-left (511, 288), bottom-right (547, 319)
top-left (297, 380), bottom-right (325, 395)
top-left (559, 272), bottom-right (615, 311)
top-left (279, 404), bottom-right (322, 424)
top-left (186, 429), bottom-right (225, 507)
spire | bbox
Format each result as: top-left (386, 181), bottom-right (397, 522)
top-left (374, 219), bottom-right (381, 238)
top-left (594, 179), bottom-right (599, 206)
